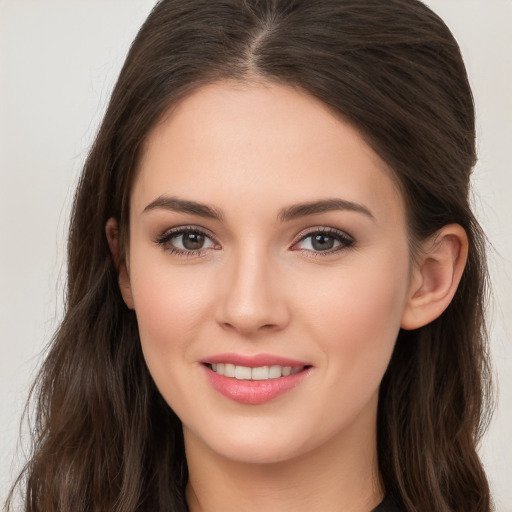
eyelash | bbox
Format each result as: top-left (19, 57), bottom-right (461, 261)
top-left (293, 227), bottom-right (354, 257)
top-left (154, 226), bottom-right (219, 258)
top-left (154, 226), bottom-right (354, 258)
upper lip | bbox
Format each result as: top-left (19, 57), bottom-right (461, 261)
top-left (201, 353), bottom-right (310, 368)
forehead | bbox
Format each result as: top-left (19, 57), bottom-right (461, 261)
top-left (132, 80), bottom-right (405, 227)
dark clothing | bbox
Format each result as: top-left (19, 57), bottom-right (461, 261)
top-left (372, 495), bottom-right (404, 512)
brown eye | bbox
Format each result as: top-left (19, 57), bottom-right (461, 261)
top-left (156, 227), bottom-right (217, 255)
top-left (180, 232), bottom-right (206, 250)
top-left (311, 233), bottom-right (335, 251)
top-left (293, 229), bottom-right (353, 254)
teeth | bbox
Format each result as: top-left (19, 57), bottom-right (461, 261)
top-left (235, 365), bottom-right (252, 380)
top-left (268, 365), bottom-right (282, 378)
top-left (224, 363), bottom-right (236, 378)
top-left (251, 366), bottom-right (269, 380)
top-left (209, 363), bottom-right (303, 380)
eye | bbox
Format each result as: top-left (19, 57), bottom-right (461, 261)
top-left (155, 227), bottom-right (218, 256)
top-left (172, 231), bottom-right (214, 251)
top-left (292, 228), bottom-right (353, 254)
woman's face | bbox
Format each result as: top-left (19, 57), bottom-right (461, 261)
top-left (125, 81), bottom-right (414, 464)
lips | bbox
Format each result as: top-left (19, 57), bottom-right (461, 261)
top-left (201, 353), bottom-right (312, 404)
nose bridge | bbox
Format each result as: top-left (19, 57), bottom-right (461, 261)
top-left (216, 242), bottom-right (289, 335)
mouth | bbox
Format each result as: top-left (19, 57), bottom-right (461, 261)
top-left (204, 362), bottom-right (308, 380)
top-left (201, 357), bottom-right (313, 404)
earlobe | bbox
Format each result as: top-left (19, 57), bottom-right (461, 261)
top-left (105, 218), bottom-right (135, 310)
top-left (401, 224), bottom-right (468, 330)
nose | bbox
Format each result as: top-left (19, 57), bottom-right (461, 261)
top-left (215, 246), bottom-right (290, 336)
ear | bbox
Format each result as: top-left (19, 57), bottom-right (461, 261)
top-left (105, 217), bottom-right (135, 310)
top-left (401, 224), bottom-right (468, 330)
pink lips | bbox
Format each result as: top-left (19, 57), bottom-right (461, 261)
top-left (200, 353), bottom-right (312, 405)
top-left (204, 353), bottom-right (309, 368)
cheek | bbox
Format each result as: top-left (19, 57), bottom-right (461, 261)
top-left (299, 251), bottom-right (409, 391)
top-left (128, 256), bottom-right (215, 368)
top-left (127, 261), bottom-right (221, 421)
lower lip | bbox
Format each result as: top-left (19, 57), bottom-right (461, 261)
top-left (202, 365), bottom-right (312, 404)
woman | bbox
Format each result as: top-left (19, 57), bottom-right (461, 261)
top-left (6, 1), bottom-right (493, 511)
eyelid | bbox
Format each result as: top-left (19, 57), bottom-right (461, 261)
top-left (291, 226), bottom-right (354, 254)
top-left (154, 225), bottom-right (220, 257)
top-left (154, 224), bottom-right (354, 258)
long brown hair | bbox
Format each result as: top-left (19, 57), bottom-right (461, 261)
top-left (6, 1), bottom-right (493, 510)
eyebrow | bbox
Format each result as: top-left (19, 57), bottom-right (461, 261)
top-left (142, 195), bottom-right (374, 222)
top-left (277, 198), bottom-right (374, 222)
top-left (143, 196), bottom-right (224, 220)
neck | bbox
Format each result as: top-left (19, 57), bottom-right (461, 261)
top-left (184, 396), bottom-right (383, 512)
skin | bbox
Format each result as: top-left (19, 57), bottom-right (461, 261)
top-left (107, 80), bottom-right (468, 512)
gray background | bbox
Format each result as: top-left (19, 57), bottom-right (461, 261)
top-left (1, 1), bottom-right (510, 509)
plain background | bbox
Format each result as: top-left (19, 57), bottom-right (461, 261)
top-left (1, 0), bottom-right (510, 509)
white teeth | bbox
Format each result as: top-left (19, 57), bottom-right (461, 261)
top-left (251, 366), bottom-right (269, 380)
top-left (224, 363), bottom-right (236, 378)
top-left (235, 365), bottom-right (252, 380)
top-left (268, 365), bottom-right (282, 378)
top-left (210, 363), bottom-right (302, 380)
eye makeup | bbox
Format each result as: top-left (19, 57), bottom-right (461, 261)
top-left (154, 224), bottom-right (355, 259)
top-left (154, 225), bottom-right (220, 258)
top-left (290, 227), bottom-right (354, 258)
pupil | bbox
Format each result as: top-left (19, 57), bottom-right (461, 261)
top-left (312, 234), bottom-right (334, 251)
top-left (182, 232), bottom-right (204, 250)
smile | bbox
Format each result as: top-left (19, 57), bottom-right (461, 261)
top-left (201, 356), bottom-right (313, 404)
top-left (207, 363), bottom-right (304, 380)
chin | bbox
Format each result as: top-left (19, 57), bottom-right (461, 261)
top-left (185, 419), bottom-right (315, 465)
top-left (213, 440), bottom-right (306, 465)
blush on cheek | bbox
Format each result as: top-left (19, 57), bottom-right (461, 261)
top-left (133, 262), bottom-right (206, 323)
top-left (130, 265), bottom-right (216, 372)
top-left (308, 265), bottom-right (406, 382)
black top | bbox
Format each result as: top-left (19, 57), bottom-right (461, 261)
top-left (372, 495), bottom-right (403, 512)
